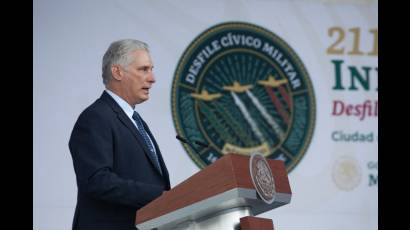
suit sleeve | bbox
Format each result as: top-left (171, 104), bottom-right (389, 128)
top-left (69, 110), bottom-right (163, 208)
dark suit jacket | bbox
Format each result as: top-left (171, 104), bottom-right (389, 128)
top-left (69, 91), bottom-right (170, 230)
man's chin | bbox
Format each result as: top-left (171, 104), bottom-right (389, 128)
top-left (136, 96), bottom-right (149, 104)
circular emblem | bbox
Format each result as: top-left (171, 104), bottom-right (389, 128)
top-left (250, 153), bottom-right (276, 204)
top-left (171, 22), bottom-right (316, 172)
top-left (332, 156), bottom-right (362, 191)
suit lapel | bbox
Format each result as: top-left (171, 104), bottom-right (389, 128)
top-left (142, 121), bottom-right (170, 187)
top-left (117, 112), bottom-right (164, 176)
top-left (100, 91), bottom-right (163, 176)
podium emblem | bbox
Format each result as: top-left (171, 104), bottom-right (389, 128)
top-left (172, 22), bottom-right (316, 173)
top-left (250, 153), bottom-right (276, 204)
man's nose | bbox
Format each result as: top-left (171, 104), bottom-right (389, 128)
top-left (148, 72), bottom-right (156, 83)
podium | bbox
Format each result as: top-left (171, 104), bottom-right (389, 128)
top-left (135, 154), bottom-right (292, 229)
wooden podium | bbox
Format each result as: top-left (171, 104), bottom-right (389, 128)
top-left (135, 154), bottom-right (292, 229)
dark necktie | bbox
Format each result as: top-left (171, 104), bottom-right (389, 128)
top-left (132, 111), bottom-right (162, 175)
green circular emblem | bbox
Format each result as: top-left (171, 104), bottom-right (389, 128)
top-left (171, 22), bottom-right (316, 173)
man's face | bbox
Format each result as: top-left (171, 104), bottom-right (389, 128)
top-left (121, 49), bottom-right (155, 105)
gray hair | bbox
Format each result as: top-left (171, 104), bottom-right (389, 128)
top-left (102, 39), bottom-right (149, 85)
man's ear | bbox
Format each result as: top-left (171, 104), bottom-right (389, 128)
top-left (111, 65), bottom-right (123, 81)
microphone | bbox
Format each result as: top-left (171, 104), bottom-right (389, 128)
top-left (176, 135), bottom-right (209, 154)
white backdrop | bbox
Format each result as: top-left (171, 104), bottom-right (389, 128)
top-left (34, 0), bottom-right (378, 229)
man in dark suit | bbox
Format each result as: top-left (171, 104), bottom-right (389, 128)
top-left (69, 39), bottom-right (170, 230)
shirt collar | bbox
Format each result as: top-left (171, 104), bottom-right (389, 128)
top-left (105, 89), bottom-right (135, 118)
